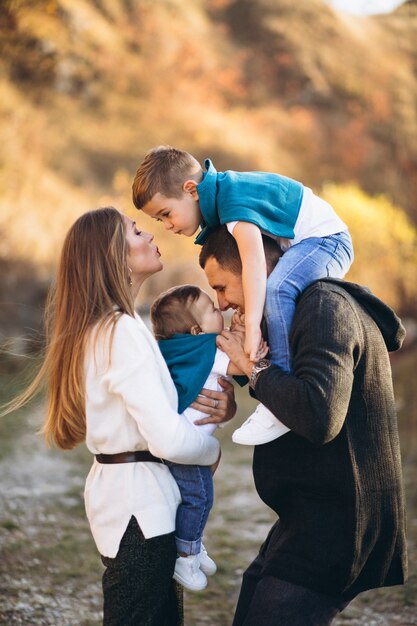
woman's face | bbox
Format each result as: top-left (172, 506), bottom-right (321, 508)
top-left (122, 215), bottom-right (162, 285)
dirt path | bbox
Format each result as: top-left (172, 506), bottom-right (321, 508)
top-left (0, 405), bottom-right (416, 625)
top-left (0, 407), bottom-right (102, 625)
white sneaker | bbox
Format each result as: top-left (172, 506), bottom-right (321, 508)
top-left (199, 544), bottom-right (217, 576)
top-left (232, 403), bottom-right (290, 445)
top-left (173, 554), bottom-right (208, 591)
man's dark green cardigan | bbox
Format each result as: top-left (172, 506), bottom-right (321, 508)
top-left (253, 279), bottom-right (407, 600)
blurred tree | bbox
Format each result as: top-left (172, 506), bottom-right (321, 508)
top-left (322, 183), bottom-right (417, 316)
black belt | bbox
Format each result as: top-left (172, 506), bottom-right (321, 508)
top-left (95, 450), bottom-right (165, 464)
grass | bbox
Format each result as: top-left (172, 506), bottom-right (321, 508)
top-left (0, 358), bottom-right (417, 624)
top-left (0, 353), bottom-right (42, 459)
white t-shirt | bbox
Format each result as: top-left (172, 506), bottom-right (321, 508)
top-left (227, 186), bottom-right (347, 252)
top-left (182, 348), bottom-right (230, 436)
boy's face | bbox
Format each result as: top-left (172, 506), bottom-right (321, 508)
top-left (191, 291), bottom-right (224, 334)
top-left (142, 190), bottom-right (202, 237)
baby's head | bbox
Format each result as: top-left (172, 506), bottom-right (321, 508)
top-left (132, 146), bottom-right (204, 237)
top-left (151, 284), bottom-right (224, 340)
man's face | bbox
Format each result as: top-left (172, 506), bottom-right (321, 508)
top-left (203, 256), bottom-right (245, 312)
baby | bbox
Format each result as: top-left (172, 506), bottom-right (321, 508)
top-left (151, 284), bottom-right (247, 591)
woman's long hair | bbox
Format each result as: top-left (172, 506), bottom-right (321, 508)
top-left (3, 207), bottom-right (135, 450)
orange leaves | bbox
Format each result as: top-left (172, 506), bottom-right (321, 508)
top-left (322, 183), bottom-right (417, 315)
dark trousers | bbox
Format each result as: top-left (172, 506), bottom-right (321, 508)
top-left (101, 516), bottom-right (183, 626)
top-left (232, 552), bottom-right (350, 626)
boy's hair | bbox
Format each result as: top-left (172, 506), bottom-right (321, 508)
top-left (151, 284), bottom-right (203, 339)
top-left (132, 146), bottom-right (204, 209)
top-left (199, 225), bottom-right (282, 275)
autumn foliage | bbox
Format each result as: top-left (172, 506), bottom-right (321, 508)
top-left (0, 0), bottom-right (416, 322)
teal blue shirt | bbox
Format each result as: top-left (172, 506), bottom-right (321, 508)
top-left (158, 333), bottom-right (217, 414)
top-left (194, 159), bottom-right (304, 245)
top-left (158, 333), bottom-right (248, 414)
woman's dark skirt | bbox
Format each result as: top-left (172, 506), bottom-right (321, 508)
top-left (101, 516), bottom-right (183, 626)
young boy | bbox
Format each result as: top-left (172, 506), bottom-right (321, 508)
top-left (134, 146), bottom-right (354, 446)
top-left (151, 285), bottom-right (253, 591)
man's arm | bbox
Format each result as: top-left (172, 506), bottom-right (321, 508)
top-left (218, 287), bottom-right (359, 444)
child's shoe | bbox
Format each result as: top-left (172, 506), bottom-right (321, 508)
top-left (199, 544), bottom-right (217, 576)
top-left (232, 403), bottom-right (290, 445)
top-left (173, 554), bottom-right (208, 591)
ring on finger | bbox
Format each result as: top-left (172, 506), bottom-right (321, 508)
top-left (213, 399), bottom-right (218, 409)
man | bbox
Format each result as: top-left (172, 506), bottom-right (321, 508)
top-left (199, 226), bottom-right (407, 626)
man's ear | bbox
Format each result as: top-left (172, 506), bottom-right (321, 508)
top-left (190, 324), bottom-right (202, 336)
top-left (183, 179), bottom-right (199, 200)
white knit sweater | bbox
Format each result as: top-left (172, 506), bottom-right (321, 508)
top-left (84, 312), bottom-right (220, 557)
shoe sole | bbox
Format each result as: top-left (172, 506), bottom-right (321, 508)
top-left (232, 432), bottom-right (281, 445)
top-left (232, 426), bottom-right (291, 446)
top-left (173, 572), bottom-right (207, 591)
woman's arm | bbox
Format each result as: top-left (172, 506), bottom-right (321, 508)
top-left (233, 222), bottom-right (266, 361)
top-left (104, 316), bottom-right (220, 465)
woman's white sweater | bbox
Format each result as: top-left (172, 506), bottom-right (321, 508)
top-left (84, 313), bottom-right (220, 557)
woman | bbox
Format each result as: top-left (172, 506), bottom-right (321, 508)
top-left (5, 207), bottom-right (234, 625)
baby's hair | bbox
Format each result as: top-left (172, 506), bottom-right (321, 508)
top-left (132, 145), bottom-right (203, 209)
top-left (151, 284), bottom-right (203, 339)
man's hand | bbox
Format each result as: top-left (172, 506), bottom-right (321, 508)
top-left (191, 377), bottom-right (237, 426)
top-left (217, 329), bottom-right (268, 377)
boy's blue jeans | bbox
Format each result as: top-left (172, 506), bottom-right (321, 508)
top-left (265, 231), bottom-right (354, 372)
top-left (167, 462), bottom-right (214, 556)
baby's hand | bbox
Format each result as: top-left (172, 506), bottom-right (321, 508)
top-left (230, 309), bottom-right (245, 333)
top-left (244, 326), bottom-right (263, 362)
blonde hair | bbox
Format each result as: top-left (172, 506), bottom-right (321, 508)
top-left (2, 207), bottom-right (135, 450)
top-left (132, 145), bottom-right (203, 209)
top-left (150, 285), bottom-right (202, 339)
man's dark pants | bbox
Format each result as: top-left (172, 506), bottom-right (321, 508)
top-left (232, 552), bottom-right (351, 626)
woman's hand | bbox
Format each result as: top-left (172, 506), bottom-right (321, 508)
top-left (191, 377), bottom-right (237, 426)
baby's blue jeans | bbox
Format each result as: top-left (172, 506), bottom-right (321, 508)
top-left (265, 231), bottom-right (354, 372)
top-left (166, 462), bottom-right (214, 556)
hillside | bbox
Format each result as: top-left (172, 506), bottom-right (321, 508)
top-left (215, 0), bottom-right (417, 208)
top-left (0, 0), bottom-right (416, 331)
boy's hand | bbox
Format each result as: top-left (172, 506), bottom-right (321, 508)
top-left (257, 339), bottom-right (269, 360)
top-left (245, 325), bottom-right (263, 362)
